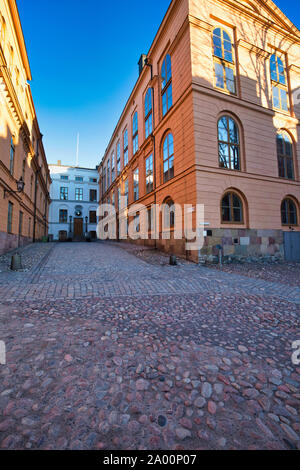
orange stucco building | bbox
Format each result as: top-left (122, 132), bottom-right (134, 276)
top-left (99, 0), bottom-right (300, 262)
top-left (0, 0), bottom-right (50, 255)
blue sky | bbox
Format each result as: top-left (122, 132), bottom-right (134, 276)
top-left (17, 0), bottom-right (299, 169)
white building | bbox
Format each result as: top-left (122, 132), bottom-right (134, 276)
top-left (49, 161), bottom-right (99, 241)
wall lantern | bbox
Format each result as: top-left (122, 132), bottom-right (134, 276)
top-left (4, 177), bottom-right (25, 198)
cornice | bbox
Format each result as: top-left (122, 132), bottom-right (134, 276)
top-left (237, 39), bottom-right (270, 58)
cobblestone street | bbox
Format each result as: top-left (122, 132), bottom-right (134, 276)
top-left (0, 242), bottom-right (299, 450)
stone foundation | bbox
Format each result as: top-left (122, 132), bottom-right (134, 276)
top-left (120, 228), bottom-right (284, 264)
top-left (199, 228), bottom-right (284, 264)
top-left (0, 231), bottom-right (33, 255)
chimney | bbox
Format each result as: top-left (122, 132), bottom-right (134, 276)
top-left (138, 54), bottom-right (147, 76)
top-left (57, 160), bottom-right (61, 166)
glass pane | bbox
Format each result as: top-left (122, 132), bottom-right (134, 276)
top-left (278, 156), bottom-right (285, 177)
top-left (219, 143), bottom-right (229, 168)
top-left (272, 86), bottom-right (280, 108)
top-left (277, 134), bottom-right (284, 154)
top-left (218, 117), bottom-right (228, 141)
top-left (214, 46), bottom-right (223, 59)
top-left (289, 202), bottom-right (297, 225)
top-left (284, 135), bottom-right (292, 156)
top-left (215, 63), bottom-right (224, 88)
top-left (222, 207), bottom-right (230, 222)
top-left (232, 194), bottom-right (241, 209)
top-left (162, 92), bottom-right (167, 116)
top-left (233, 208), bottom-right (242, 222)
top-left (229, 118), bottom-right (239, 144)
top-left (280, 89), bottom-right (288, 111)
top-left (224, 50), bottom-right (233, 63)
top-left (226, 67), bottom-right (235, 93)
top-left (167, 84), bottom-right (173, 110)
top-left (231, 145), bottom-right (240, 170)
top-left (168, 133), bottom-right (174, 156)
top-left (270, 55), bottom-right (278, 82)
top-left (281, 203), bottom-right (287, 224)
top-left (286, 159), bottom-right (294, 179)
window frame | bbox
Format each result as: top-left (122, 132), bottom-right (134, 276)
top-left (221, 191), bottom-right (244, 225)
top-left (161, 54), bottom-right (173, 117)
top-left (212, 28), bottom-right (236, 95)
top-left (133, 167), bottom-right (139, 202)
top-left (270, 54), bottom-right (289, 112)
top-left (60, 187), bottom-right (68, 201)
top-left (277, 132), bottom-right (294, 180)
top-left (218, 115), bottom-right (241, 171)
top-left (281, 198), bottom-right (298, 226)
top-left (145, 154), bottom-right (154, 194)
top-left (75, 187), bottom-right (83, 201)
top-left (59, 209), bottom-right (68, 224)
top-left (162, 133), bottom-right (174, 184)
top-left (132, 112), bottom-right (139, 155)
top-left (7, 201), bottom-right (13, 233)
top-left (124, 129), bottom-right (128, 167)
top-left (145, 88), bottom-right (153, 139)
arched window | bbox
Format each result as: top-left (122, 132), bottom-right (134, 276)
top-left (270, 54), bottom-right (288, 111)
top-left (277, 132), bottom-right (294, 180)
top-left (213, 28), bottom-right (236, 94)
top-left (221, 192), bottom-right (244, 223)
top-left (281, 198), bottom-right (298, 226)
top-left (132, 112), bottom-right (138, 155)
top-left (163, 198), bottom-right (175, 230)
top-left (163, 133), bottom-right (174, 183)
top-left (124, 129), bottom-right (128, 166)
top-left (218, 116), bottom-right (240, 170)
top-left (145, 88), bottom-right (153, 139)
top-left (161, 54), bottom-right (172, 117)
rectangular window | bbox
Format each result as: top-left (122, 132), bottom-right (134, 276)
top-left (124, 130), bottom-right (128, 167)
top-left (61, 175), bottom-right (69, 181)
top-left (75, 176), bottom-right (83, 182)
top-left (90, 189), bottom-right (97, 202)
top-left (90, 177), bottom-right (97, 183)
top-left (117, 142), bottom-right (121, 175)
top-left (133, 168), bottom-right (139, 201)
top-left (117, 187), bottom-right (121, 210)
top-left (107, 159), bottom-right (110, 188)
top-left (7, 202), bottom-right (13, 233)
top-left (111, 154), bottom-right (115, 182)
top-left (60, 187), bottom-right (68, 200)
top-left (59, 209), bottom-right (68, 223)
top-left (103, 167), bottom-right (107, 193)
top-left (89, 211), bottom-right (97, 224)
top-left (9, 138), bottom-right (15, 175)
top-left (146, 154), bottom-right (153, 193)
top-left (124, 179), bottom-right (129, 207)
top-left (75, 188), bottom-right (83, 201)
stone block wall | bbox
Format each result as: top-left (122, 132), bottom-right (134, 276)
top-left (199, 229), bottom-right (284, 264)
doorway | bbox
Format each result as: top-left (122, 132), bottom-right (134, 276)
top-left (74, 218), bottom-right (83, 238)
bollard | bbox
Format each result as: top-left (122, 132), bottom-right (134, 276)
top-left (170, 255), bottom-right (177, 266)
top-left (216, 244), bottom-right (222, 267)
top-left (10, 253), bottom-right (23, 271)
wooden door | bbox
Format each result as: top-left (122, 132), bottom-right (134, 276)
top-left (74, 218), bottom-right (83, 237)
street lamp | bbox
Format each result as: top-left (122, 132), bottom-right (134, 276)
top-left (4, 177), bottom-right (25, 198)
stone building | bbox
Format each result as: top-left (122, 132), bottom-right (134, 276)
top-left (48, 162), bottom-right (99, 241)
top-left (99, 0), bottom-right (300, 263)
top-left (0, 0), bottom-right (50, 255)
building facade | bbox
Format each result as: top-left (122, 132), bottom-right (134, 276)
top-left (0, 0), bottom-right (50, 255)
top-left (49, 162), bottom-right (99, 241)
top-left (98, 0), bottom-right (300, 263)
